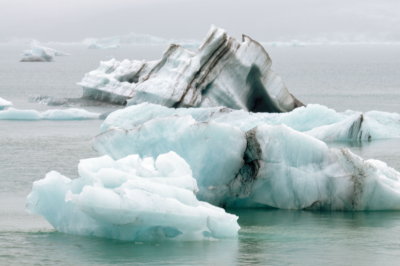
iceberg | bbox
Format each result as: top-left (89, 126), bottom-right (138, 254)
top-left (79, 59), bottom-right (159, 104)
top-left (94, 103), bottom-right (400, 210)
top-left (26, 26), bottom-right (400, 242)
top-left (82, 33), bottom-right (169, 49)
top-left (82, 32), bottom-right (199, 49)
top-left (26, 152), bottom-right (239, 241)
top-left (100, 103), bottom-right (400, 142)
top-left (20, 41), bottom-right (69, 62)
top-left (83, 37), bottom-right (120, 50)
top-left (0, 108), bottom-right (100, 120)
top-left (79, 26), bottom-right (303, 112)
top-left (0, 97), bottom-right (12, 110)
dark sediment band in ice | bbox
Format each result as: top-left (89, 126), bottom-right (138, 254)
top-left (93, 103), bottom-right (400, 210)
top-left (79, 26), bottom-right (303, 112)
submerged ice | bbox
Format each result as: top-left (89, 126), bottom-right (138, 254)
top-left (27, 152), bottom-right (239, 241)
top-left (94, 103), bottom-right (400, 210)
top-left (79, 26), bottom-right (302, 112)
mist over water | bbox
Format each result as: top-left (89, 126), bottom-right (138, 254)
top-left (2, 0), bottom-right (400, 43)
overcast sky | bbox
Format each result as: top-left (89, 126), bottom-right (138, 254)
top-left (1, 0), bottom-right (400, 42)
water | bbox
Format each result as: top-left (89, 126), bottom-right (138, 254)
top-left (1, 43), bottom-right (400, 265)
top-left (2, 210), bottom-right (400, 265)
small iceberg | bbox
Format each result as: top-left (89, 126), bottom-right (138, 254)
top-left (83, 37), bottom-right (120, 50)
top-left (0, 108), bottom-right (100, 120)
top-left (79, 26), bottom-right (303, 112)
top-left (27, 152), bottom-right (239, 241)
top-left (20, 41), bottom-right (69, 62)
top-left (82, 32), bottom-right (170, 49)
top-left (0, 97), bottom-right (12, 110)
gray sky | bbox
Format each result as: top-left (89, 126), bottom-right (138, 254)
top-left (1, 0), bottom-right (400, 42)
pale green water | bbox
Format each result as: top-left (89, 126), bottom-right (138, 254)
top-left (2, 210), bottom-right (400, 265)
top-left (1, 44), bottom-right (400, 265)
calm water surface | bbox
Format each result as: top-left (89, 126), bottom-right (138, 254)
top-left (1, 44), bottom-right (400, 265)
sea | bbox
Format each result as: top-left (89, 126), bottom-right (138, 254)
top-left (1, 43), bottom-right (400, 265)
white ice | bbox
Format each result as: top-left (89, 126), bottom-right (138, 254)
top-left (0, 97), bottom-right (12, 110)
top-left (94, 103), bottom-right (400, 210)
top-left (83, 38), bottom-right (120, 49)
top-left (0, 108), bottom-right (100, 120)
top-left (78, 58), bottom-right (158, 104)
top-left (26, 152), bottom-right (239, 241)
top-left (79, 26), bottom-right (302, 111)
top-left (82, 33), bottom-right (169, 49)
top-left (20, 41), bottom-right (69, 62)
top-left (101, 103), bottom-right (400, 142)
top-left (82, 32), bottom-right (199, 50)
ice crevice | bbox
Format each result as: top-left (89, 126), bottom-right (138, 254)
top-left (229, 128), bottom-right (262, 199)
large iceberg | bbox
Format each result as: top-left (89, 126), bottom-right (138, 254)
top-left (94, 103), bottom-right (400, 210)
top-left (79, 26), bottom-right (303, 112)
top-left (0, 97), bottom-right (12, 110)
top-left (27, 152), bottom-right (239, 241)
top-left (20, 41), bottom-right (69, 62)
top-left (0, 108), bottom-right (100, 120)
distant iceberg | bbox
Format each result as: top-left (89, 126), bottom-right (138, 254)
top-left (0, 107), bottom-right (99, 120)
top-left (79, 26), bottom-right (303, 112)
top-left (83, 38), bottom-right (120, 50)
top-left (27, 152), bottom-right (239, 241)
top-left (20, 41), bottom-right (69, 62)
top-left (0, 97), bottom-right (12, 110)
top-left (82, 32), bottom-right (171, 49)
top-left (94, 103), bottom-right (400, 210)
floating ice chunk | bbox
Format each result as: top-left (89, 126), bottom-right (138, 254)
top-left (0, 97), bottom-right (12, 110)
top-left (78, 59), bottom-right (158, 104)
top-left (26, 152), bottom-right (239, 241)
top-left (41, 108), bottom-right (100, 120)
top-left (79, 26), bottom-right (303, 112)
top-left (82, 33), bottom-right (169, 49)
top-left (101, 103), bottom-right (400, 142)
top-left (83, 37), bottom-right (120, 49)
top-left (20, 41), bottom-right (69, 62)
top-left (246, 125), bottom-right (400, 210)
top-left (94, 104), bottom-right (400, 210)
top-left (21, 47), bottom-right (53, 62)
top-left (0, 108), bottom-right (100, 120)
top-left (97, 114), bottom-right (247, 204)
